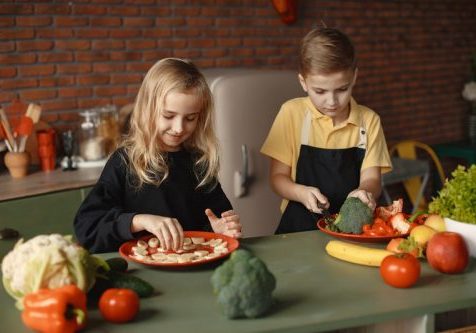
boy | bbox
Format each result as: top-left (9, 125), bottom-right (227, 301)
top-left (261, 27), bottom-right (392, 234)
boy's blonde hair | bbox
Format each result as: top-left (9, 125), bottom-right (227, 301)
top-left (299, 27), bottom-right (356, 77)
top-left (121, 58), bottom-right (219, 189)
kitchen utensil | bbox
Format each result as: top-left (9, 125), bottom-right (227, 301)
top-left (15, 115), bottom-right (34, 152)
top-left (0, 108), bottom-right (16, 152)
top-left (0, 122), bottom-right (13, 152)
top-left (26, 103), bottom-right (42, 124)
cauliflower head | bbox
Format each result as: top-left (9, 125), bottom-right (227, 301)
top-left (1, 234), bottom-right (106, 309)
top-left (210, 249), bottom-right (276, 319)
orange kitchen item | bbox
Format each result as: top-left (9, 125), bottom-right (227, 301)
top-left (15, 115), bottom-right (34, 153)
top-left (15, 116), bottom-right (33, 136)
top-left (21, 285), bottom-right (87, 333)
top-left (39, 156), bottom-right (56, 171)
top-left (37, 128), bottom-right (56, 146)
top-left (4, 151), bottom-right (30, 178)
top-left (38, 144), bottom-right (55, 158)
top-left (36, 129), bottom-right (56, 172)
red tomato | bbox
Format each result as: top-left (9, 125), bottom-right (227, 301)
top-left (426, 232), bottom-right (469, 274)
top-left (380, 253), bottom-right (421, 288)
top-left (99, 288), bottom-right (140, 323)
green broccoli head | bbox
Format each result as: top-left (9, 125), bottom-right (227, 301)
top-left (210, 249), bottom-right (276, 319)
top-left (333, 197), bottom-right (373, 234)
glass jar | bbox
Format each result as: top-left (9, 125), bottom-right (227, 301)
top-left (97, 105), bottom-right (120, 156)
top-left (78, 109), bottom-right (105, 161)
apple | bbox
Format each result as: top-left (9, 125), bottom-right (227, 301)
top-left (410, 225), bottom-right (437, 247)
top-left (426, 232), bottom-right (469, 274)
top-left (386, 238), bottom-right (421, 257)
top-left (424, 214), bottom-right (446, 232)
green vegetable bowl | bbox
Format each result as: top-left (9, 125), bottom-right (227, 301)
top-left (444, 217), bottom-right (476, 257)
top-left (429, 165), bottom-right (476, 258)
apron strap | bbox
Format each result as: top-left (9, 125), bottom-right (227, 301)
top-left (300, 110), bottom-right (312, 145)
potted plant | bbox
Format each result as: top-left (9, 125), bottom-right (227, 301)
top-left (428, 165), bottom-right (476, 257)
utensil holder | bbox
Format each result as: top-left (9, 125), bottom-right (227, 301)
top-left (4, 151), bottom-right (30, 178)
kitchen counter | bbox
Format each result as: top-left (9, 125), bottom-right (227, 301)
top-left (0, 166), bottom-right (103, 201)
top-left (1, 231), bottom-right (475, 333)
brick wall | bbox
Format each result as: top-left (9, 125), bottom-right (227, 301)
top-left (1, 0), bottom-right (476, 147)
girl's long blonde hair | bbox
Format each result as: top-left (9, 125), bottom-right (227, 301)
top-left (121, 58), bottom-right (219, 189)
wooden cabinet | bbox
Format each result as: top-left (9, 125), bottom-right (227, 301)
top-left (0, 188), bottom-right (91, 240)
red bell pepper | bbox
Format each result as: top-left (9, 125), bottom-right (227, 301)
top-left (21, 285), bottom-right (87, 333)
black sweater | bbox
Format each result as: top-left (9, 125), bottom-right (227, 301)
top-left (74, 149), bottom-right (232, 253)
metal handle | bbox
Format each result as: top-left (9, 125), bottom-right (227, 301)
top-left (241, 144), bottom-right (248, 187)
top-left (234, 144), bottom-right (250, 198)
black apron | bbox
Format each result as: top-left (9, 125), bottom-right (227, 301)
top-left (275, 111), bottom-right (366, 234)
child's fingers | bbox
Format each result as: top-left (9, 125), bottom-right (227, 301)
top-left (205, 208), bottom-right (219, 222)
top-left (169, 218), bottom-right (184, 250)
top-left (224, 220), bottom-right (241, 231)
top-left (220, 210), bottom-right (236, 217)
top-left (221, 214), bottom-right (239, 223)
top-left (158, 227), bottom-right (172, 250)
top-left (224, 229), bottom-right (242, 239)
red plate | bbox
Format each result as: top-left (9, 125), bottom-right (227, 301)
top-left (119, 231), bottom-right (239, 268)
top-left (317, 219), bottom-right (409, 243)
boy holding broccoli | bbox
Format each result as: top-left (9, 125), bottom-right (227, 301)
top-left (261, 27), bottom-right (392, 234)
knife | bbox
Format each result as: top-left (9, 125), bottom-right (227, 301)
top-left (318, 202), bottom-right (331, 218)
top-left (309, 202), bottom-right (332, 224)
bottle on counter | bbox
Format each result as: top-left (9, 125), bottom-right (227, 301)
top-left (78, 109), bottom-right (105, 161)
top-left (97, 105), bottom-right (120, 156)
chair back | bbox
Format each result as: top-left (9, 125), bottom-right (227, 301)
top-left (389, 140), bottom-right (446, 210)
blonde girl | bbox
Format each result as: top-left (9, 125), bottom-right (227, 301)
top-left (74, 58), bottom-right (242, 253)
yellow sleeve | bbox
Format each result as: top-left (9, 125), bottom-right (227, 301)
top-left (362, 113), bottom-right (393, 174)
top-left (260, 104), bottom-right (297, 167)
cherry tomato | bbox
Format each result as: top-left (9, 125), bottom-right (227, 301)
top-left (382, 223), bottom-right (395, 235)
top-left (99, 288), bottom-right (140, 323)
top-left (380, 253), bottom-right (421, 288)
top-left (362, 224), bottom-right (372, 233)
top-left (373, 217), bottom-right (387, 226)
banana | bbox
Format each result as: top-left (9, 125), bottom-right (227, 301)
top-left (325, 240), bottom-right (393, 267)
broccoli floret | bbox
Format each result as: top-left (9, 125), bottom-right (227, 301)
top-left (333, 197), bottom-right (373, 234)
top-left (210, 249), bottom-right (276, 319)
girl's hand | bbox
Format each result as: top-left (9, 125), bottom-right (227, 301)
top-left (205, 209), bottom-right (242, 238)
top-left (297, 185), bottom-right (329, 213)
top-left (131, 214), bottom-right (184, 251)
top-left (347, 189), bottom-right (376, 211)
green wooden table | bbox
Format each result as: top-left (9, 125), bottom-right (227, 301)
top-left (1, 231), bottom-right (475, 333)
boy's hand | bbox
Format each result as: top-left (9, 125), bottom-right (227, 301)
top-left (347, 189), bottom-right (376, 211)
top-left (205, 209), bottom-right (242, 238)
top-left (131, 214), bottom-right (184, 251)
top-left (297, 185), bottom-right (329, 213)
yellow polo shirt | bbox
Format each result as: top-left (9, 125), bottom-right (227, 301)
top-left (261, 96), bottom-right (392, 211)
